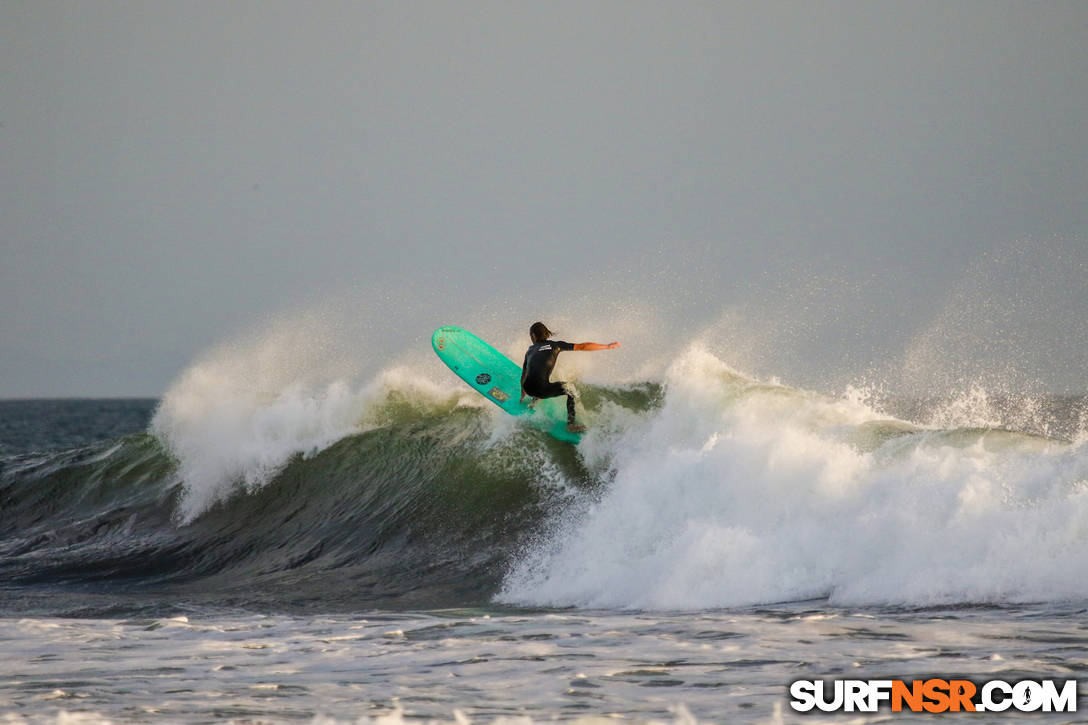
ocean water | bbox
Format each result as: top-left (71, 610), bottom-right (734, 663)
top-left (3, 345), bottom-right (1088, 723)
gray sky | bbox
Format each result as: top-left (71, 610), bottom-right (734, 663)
top-left (3, 1), bottom-right (1086, 397)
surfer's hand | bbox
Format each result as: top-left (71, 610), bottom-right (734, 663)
top-left (608, 341), bottom-right (620, 349)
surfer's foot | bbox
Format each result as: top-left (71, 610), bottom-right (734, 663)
top-left (566, 422), bottom-right (587, 433)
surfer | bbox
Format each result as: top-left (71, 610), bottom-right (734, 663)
top-left (520, 321), bottom-right (620, 433)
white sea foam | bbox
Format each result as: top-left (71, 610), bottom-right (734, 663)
top-left (309, 704), bottom-right (711, 725)
top-left (501, 345), bottom-right (1088, 609)
top-left (5, 608), bottom-right (807, 725)
top-left (21, 703), bottom-right (742, 725)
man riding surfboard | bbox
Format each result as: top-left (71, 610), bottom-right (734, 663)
top-left (520, 321), bottom-right (620, 433)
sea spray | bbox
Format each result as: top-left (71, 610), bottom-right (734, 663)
top-left (154, 375), bottom-right (368, 521)
top-left (149, 309), bottom-right (489, 521)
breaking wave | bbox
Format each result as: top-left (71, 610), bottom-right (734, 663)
top-left (2, 337), bottom-right (1087, 615)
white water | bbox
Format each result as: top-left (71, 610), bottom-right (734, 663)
top-left (9, 607), bottom-right (1083, 724)
top-left (150, 311), bottom-right (470, 521)
top-left (502, 346), bottom-right (1088, 609)
top-left (152, 351), bottom-right (483, 521)
top-left (151, 316), bottom-right (363, 521)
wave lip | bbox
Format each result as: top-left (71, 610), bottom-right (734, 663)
top-left (153, 375), bottom-right (368, 522)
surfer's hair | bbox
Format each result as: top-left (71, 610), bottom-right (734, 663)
top-left (529, 322), bottom-right (553, 343)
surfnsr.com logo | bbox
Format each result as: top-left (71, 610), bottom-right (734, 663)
top-left (789, 679), bottom-right (1078, 714)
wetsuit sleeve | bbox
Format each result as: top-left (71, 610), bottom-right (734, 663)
top-left (554, 340), bottom-right (575, 351)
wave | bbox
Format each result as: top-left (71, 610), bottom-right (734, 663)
top-left (501, 347), bottom-right (1088, 609)
top-left (1, 343), bottom-right (1087, 614)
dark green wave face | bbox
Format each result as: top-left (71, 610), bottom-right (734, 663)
top-left (0, 386), bottom-right (661, 617)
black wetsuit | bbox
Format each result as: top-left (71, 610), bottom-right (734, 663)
top-left (521, 340), bottom-right (576, 423)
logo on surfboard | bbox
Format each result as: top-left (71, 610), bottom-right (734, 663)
top-left (488, 387), bottom-right (509, 402)
top-left (476, 373), bottom-right (491, 385)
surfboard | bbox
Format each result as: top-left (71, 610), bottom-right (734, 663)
top-left (432, 326), bottom-right (583, 444)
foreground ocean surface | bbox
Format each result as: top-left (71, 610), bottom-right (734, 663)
top-left (3, 350), bottom-right (1088, 723)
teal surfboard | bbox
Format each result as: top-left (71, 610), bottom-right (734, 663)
top-left (432, 326), bottom-right (582, 444)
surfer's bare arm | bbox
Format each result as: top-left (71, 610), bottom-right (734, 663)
top-left (573, 342), bottom-right (620, 351)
